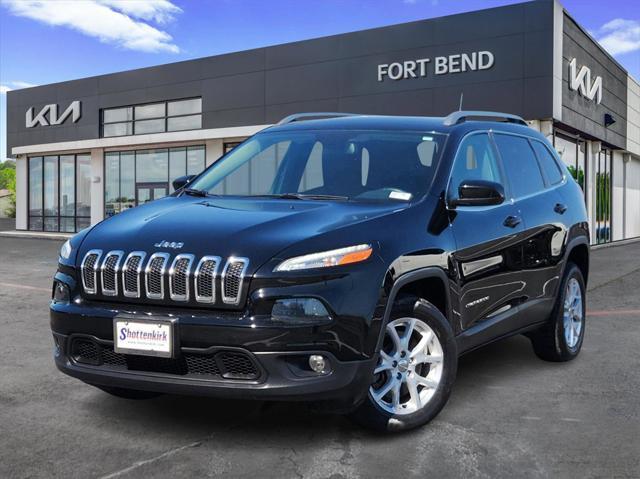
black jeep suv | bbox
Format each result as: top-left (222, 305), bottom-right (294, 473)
top-left (51, 111), bottom-right (589, 432)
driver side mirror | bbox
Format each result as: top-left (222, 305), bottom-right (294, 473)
top-left (450, 179), bottom-right (504, 207)
top-left (172, 175), bottom-right (196, 191)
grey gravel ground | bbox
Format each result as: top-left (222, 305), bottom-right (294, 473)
top-left (0, 237), bottom-right (638, 478)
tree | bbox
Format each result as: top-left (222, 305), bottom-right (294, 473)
top-left (0, 161), bottom-right (16, 218)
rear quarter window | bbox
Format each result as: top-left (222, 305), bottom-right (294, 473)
top-left (493, 133), bottom-right (545, 198)
top-left (530, 140), bottom-right (564, 185)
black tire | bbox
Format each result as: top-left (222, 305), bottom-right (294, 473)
top-left (529, 262), bottom-right (586, 362)
top-left (351, 297), bottom-right (457, 433)
top-left (95, 385), bottom-right (162, 400)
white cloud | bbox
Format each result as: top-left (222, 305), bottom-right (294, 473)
top-left (595, 18), bottom-right (640, 56)
top-left (98, 0), bottom-right (181, 24)
top-left (0, 0), bottom-right (182, 53)
top-left (0, 81), bottom-right (38, 94)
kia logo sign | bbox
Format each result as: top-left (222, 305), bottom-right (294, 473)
top-left (568, 58), bottom-right (602, 104)
top-left (26, 100), bottom-right (81, 128)
top-left (377, 51), bottom-right (494, 82)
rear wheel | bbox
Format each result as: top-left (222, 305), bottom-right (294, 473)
top-left (351, 298), bottom-right (457, 432)
top-left (529, 263), bottom-right (586, 362)
top-left (95, 385), bottom-right (162, 400)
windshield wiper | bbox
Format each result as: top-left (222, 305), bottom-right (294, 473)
top-left (182, 188), bottom-right (209, 197)
top-left (256, 193), bottom-right (349, 201)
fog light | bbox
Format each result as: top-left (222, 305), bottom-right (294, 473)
top-left (309, 354), bottom-right (329, 374)
top-left (271, 298), bottom-right (331, 325)
top-left (52, 281), bottom-right (70, 303)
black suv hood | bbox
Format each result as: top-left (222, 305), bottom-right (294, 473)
top-left (79, 195), bottom-right (404, 272)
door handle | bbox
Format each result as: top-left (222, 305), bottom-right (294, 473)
top-left (554, 203), bottom-right (568, 214)
top-left (503, 215), bottom-right (522, 228)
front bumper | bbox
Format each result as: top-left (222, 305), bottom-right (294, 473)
top-left (51, 303), bottom-right (377, 407)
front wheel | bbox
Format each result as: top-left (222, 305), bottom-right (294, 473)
top-left (351, 298), bottom-right (457, 432)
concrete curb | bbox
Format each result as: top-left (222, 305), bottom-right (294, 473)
top-left (591, 237), bottom-right (640, 250)
top-left (0, 230), bottom-right (71, 241)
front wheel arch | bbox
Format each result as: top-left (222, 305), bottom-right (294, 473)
top-left (377, 267), bottom-right (453, 353)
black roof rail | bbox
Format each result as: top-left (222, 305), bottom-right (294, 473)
top-left (277, 112), bottom-right (360, 125)
top-left (443, 111), bottom-right (528, 126)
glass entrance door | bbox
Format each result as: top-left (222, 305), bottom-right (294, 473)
top-left (136, 183), bottom-right (168, 205)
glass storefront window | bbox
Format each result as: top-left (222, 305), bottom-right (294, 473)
top-left (554, 131), bottom-right (586, 193)
top-left (43, 156), bottom-right (59, 231)
top-left (169, 148), bottom-right (186, 192)
top-left (168, 115), bottom-right (201, 132)
top-left (135, 103), bottom-right (165, 120)
top-left (187, 145), bottom-right (205, 176)
top-left (105, 152), bottom-right (120, 217)
top-left (102, 98), bottom-right (202, 137)
top-left (103, 107), bottom-right (132, 123)
top-left (137, 149), bottom-right (168, 183)
top-left (28, 154), bottom-right (91, 232)
top-left (103, 123), bottom-right (132, 137)
top-left (120, 152), bottom-right (135, 212)
top-left (595, 149), bottom-right (612, 244)
top-left (105, 145), bottom-right (205, 216)
top-left (168, 98), bottom-right (201, 116)
top-left (59, 155), bottom-right (75, 232)
top-left (28, 157), bottom-right (43, 231)
top-left (77, 154), bottom-right (92, 220)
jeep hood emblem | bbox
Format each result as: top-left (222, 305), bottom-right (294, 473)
top-left (154, 240), bottom-right (184, 249)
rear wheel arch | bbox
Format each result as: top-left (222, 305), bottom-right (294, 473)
top-left (566, 241), bottom-right (589, 286)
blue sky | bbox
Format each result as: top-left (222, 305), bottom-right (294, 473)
top-left (1, 0), bottom-right (639, 162)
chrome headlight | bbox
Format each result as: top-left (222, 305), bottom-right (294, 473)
top-left (274, 244), bottom-right (373, 272)
top-left (59, 240), bottom-right (72, 260)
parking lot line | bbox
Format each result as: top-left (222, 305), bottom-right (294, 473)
top-left (98, 441), bottom-right (202, 479)
top-left (588, 309), bottom-right (640, 317)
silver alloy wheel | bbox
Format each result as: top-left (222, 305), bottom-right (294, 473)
top-left (370, 317), bottom-right (444, 415)
top-left (563, 277), bottom-right (583, 349)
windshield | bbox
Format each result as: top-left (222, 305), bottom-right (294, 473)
top-left (188, 129), bottom-right (447, 202)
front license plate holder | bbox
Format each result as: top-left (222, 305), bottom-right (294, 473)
top-left (113, 315), bottom-right (178, 358)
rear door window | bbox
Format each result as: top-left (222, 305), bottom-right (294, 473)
top-left (493, 134), bottom-right (545, 199)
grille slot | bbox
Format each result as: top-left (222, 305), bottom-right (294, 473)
top-left (194, 256), bottom-right (221, 303)
top-left (145, 253), bottom-right (169, 300)
top-left (122, 252), bottom-right (146, 298)
top-left (100, 251), bottom-right (124, 296)
top-left (81, 250), bottom-right (102, 295)
top-left (222, 258), bottom-right (249, 305)
top-left (169, 254), bottom-right (195, 302)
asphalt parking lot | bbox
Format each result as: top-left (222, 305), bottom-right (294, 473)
top-left (0, 237), bottom-right (639, 478)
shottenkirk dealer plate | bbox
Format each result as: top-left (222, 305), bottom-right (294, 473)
top-left (113, 317), bottom-right (175, 358)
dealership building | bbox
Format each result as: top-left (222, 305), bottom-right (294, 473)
top-left (5, 0), bottom-right (640, 244)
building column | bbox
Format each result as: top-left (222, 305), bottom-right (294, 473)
top-left (15, 155), bottom-right (27, 230)
top-left (90, 148), bottom-right (104, 226)
top-left (205, 139), bottom-right (224, 167)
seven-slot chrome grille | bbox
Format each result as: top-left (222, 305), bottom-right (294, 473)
top-left (81, 250), bottom-right (248, 306)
